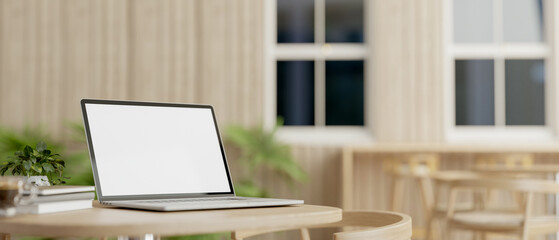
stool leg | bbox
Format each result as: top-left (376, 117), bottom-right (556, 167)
top-left (391, 175), bottom-right (405, 211)
top-left (420, 177), bottom-right (435, 240)
top-left (445, 222), bottom-right (454, 240)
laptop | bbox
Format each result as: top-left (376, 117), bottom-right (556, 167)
top-left (81, 99), bottom-right (303, 211)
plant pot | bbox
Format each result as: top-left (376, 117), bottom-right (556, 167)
top-left (25, 176), bottom-right (50, 186)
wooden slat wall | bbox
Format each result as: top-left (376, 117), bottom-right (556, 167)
top-left (0, 0), bottom-right (264, 133)
top-left (371, 0), bottom-right (444, 142)
top-left (0, 0), bottom-right (130, 137)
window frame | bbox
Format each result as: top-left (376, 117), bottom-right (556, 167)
top-left (263, 0), bottom-right (374, 145)
top-left (443, 0), bottom-right (558, 142)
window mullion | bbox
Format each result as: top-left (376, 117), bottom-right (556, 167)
top-left (315, 0), bottom-right (326, 126)
top-left (315, 0), bottom-right (325, 44)
top-left (495, 57), bottom-right (506, 126)
top-left (548, 0), bottom-right (558, 132)
top-left (315, 61), bottom-right (326, 126)
top-left (265, 0), bottom-right (277, 130)
top-left (494, 0), bottom-right (506, 126)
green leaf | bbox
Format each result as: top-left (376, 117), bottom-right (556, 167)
top-left (0, 166), bottom-right (9, 175)
top-left (31, 163), bottom-right (42, 173)
top-left (225, 126), bottom-right (255, 149)
top-left (54, 163), bottom-right (65, 171)
top-left (42, 163), bottom-right (55, 173)
top-left (32, 150), bottom-right (41, 158)
top-left (36, 141), bottom-right (47, 152)
top-left (224, 120), bottom-right (307, 194)
top-left (23, 145), bottom-right (33, 157)
top-left (55, 159), bottom-right (65, 167)
top-left (234, 180), bottom-right (268, 198)
top-left (14, 151), bottom-right (24, 157)
top-left (23, 161), bottom-right (32, 171)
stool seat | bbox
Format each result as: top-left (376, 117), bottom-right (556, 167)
top-left (452, 211), bottom-right (524, 229)
top-left (394, 164), bottom-right (431, 177)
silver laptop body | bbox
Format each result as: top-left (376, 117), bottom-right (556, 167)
top-left (81, 99), bottom-right (303, 211)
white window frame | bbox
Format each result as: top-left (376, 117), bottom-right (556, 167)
top-left (263, 0), bottom-right (374, 146)
top-left (443, 0), bottom-right (559, 143)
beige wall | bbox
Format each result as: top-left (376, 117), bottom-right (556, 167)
top-left (371, 0), bottom-right (445, 143)
top-left (0, 0), bottom-right (264, 137)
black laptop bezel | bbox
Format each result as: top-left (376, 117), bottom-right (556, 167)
top-left (81, 99), bottom-right (236, 202)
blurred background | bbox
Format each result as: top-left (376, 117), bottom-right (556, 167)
top-left (0, 0), bottom-right (557, 239)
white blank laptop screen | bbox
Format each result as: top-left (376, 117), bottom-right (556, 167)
top-left (84, 103), bottom-right (232, 196)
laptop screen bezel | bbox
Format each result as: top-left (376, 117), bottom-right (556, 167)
top-left (81, 99), bottom-right (236, 202)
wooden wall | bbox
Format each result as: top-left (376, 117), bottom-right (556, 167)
top-left (371, 0), bottom-right (445, 142)
top-left (0, 0), bottom-right (264, 137)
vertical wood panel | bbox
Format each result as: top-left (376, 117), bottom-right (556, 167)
top-left (1, 1), bottom-right (29, 128)
top-left (372, 0), bottom-right (444, 143)
top-left (372, 0), bottom-right (404, 142)
top-left (129, 0), bottom-right (164, 101)
top-left (198, 0), bottom-right (221, 108)
top-left (170, 0), bottom-right (197, 104)
top-left (58, 0), bottom-right (128, 128)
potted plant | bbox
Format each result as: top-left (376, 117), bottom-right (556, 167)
top-left (225, 118), bottom-right (307, 197)
top-left (0, 141), bottom-right (67, 186)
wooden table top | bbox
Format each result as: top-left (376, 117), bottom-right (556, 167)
top-left (0, 204), bottom-right (342, 238)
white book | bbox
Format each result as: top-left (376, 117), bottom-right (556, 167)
top-left (33, 192), bottom-right (95, 203)
top-left (17, 200), bottom-right (93, 214)
top-left (26, 185), bottom-right (96, 196)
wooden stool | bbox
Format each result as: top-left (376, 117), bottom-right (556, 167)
top-left (385, 153), bottom-right (439, 239)
top-left (473, 153), bottom-right (535, 240)
top-left (387, 153), bottom-right (439, 211)
top-left (446, 177), bottom-right (559, 240)
top-left (475, 153), bottom-right (535, 205)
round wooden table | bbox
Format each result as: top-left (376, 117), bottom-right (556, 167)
top-left (0, 204), bottom-right (342, 238)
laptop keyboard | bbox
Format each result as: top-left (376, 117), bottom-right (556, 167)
top-left (136, 197), bottom-right (247, 203)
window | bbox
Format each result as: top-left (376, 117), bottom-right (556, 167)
top-left (265, 0), bottom-right (371, 144)
top-left (448, 0), bottom-right (552, 140)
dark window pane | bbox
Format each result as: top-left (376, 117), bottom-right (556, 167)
top-left (325, 61), bottom-right (364, 125)
top-left (505, 59), bottom-right (545, 125)
top-left (325, 0), bottom-right (364, 43)
top-left (503, 0), bottom-right (544, 42)
top-left (453, 0), bottom-right (494, 43)
top-left (277, 61), bottom-right (315, 125)
top-left (277, 0), bottom-right (314, 43)
top-left (455, 60), bottom-right (495, 125)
